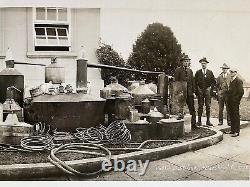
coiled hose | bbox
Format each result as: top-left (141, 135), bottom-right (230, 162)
top-left (105, 121), bottom-right (131, 144)
top-left (48, 143), bottom-right (111, 176)
top-left (74, 121), bottom-right (131, 144)
top-left (20, 134), bottom-right (54, 151)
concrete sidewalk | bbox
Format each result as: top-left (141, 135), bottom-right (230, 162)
top-left (82, 119), bottom-right (250, 181)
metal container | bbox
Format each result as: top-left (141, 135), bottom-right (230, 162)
top-left (24, 93), bottom-right (105, 132)
top-left (107, 82), bottom-right (128, 97)
top-left (0, 66), bottom-right (24, 107)
top-left (115, 96), bottom-right (131, 120)
top-left (45, 58), bottom-right (65, 84)
top-left (158, 118), bottom-right (184, 139)
top-left (3, 99), bottom-right (23, 122)
top-left (125, 120), bottom-right (150, 142)
top-left (0, 120), bottom-right (32, 145)
top-left (128, 108), bottom-right (140, 122)
top-left (131, 81), bottom-right (155, 105)
top-left (148, 108), bottom-right (164, 124)
top-left (127, 81), bottom-right (140, 91)
top-left (141, 98), bottom-right (150, 114)
top-left (100, 86), bottom-right (111, 99)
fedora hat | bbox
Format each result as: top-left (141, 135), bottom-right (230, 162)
top-left (199, 57), bottom-right (209, 63)
top-left (180, 54), bottom-right (191, 61)
top-left (220, 63), bottom-right (230, 69)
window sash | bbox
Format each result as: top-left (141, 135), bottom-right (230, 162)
top-left (35, 7), bottom-right (68, 22)
top-left (34, 26), bottom-right (70, 46)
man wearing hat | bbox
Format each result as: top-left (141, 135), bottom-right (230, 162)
top-left (227, 68), bottom-right (244, 137)
top-left (216, 63), bottom-right (231, 126)
top-left (175, 54), bottom-right (197, 129)
top-left (195, 57), bottom-right (216, 126)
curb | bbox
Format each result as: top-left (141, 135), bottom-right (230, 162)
top-left (0, 121), bottom-right (249, 180)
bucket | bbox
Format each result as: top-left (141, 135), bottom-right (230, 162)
top-left (158, 118), bottom-right (184, 139)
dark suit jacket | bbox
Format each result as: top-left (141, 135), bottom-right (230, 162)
top-left (195, 69), bottom-right (216, 93)
top-left (228, 76), bottom-right (244, 103)
top-left (174, 66), bottom-right (195, 96)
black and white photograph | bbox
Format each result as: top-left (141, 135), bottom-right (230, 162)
top-left (0, 0), bottom-right (250, 184)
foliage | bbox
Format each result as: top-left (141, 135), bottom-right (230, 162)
top-left (96, 43), bottom-right (131, 86)
top-left (128, 22), bottom-right (182, 81)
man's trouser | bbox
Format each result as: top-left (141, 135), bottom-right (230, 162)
top-left (228, 99), bottom-right (240, 133)
top-left (186, 95), bottom-right (196, 127)
top-left (197, 88), bottom-right (211, 120)
top-left (218, 94), bottom-right (230, 124)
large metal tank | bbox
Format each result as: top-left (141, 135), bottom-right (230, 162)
top-left (25, 93), bottom-right (105, 131)
top-left (45, 58), bottom-right (65, 84)
top-left (0, 61), bottom-right (24, 107)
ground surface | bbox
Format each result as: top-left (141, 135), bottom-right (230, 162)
top-left (23, 118), bottom-right (250, 181)
top-left (0, 128), bottom-right (215, 165)
top-left (184, 97), bottom-right (250, 121)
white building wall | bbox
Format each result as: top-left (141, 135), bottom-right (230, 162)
top-left (0, 7), bottom-right (103, 97)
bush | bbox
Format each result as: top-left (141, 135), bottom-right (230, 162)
top-left (128, 22), bottom-right (182, 82)
top-left (96, 43), bottom-right (131, 86)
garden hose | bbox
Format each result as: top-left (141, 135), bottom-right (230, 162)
top-left (74, 121), bottom-right (131, 144)
top-left (48, 143), bottom-right (112, 176)
top-left (20, 134), bottom-right (54, 151)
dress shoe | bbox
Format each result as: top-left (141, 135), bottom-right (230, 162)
top-left (218, 121), bottom-right (223, 126)
top-left (196, 121), bottom-right (202, 126)
top-left (224, 131), bottom-right (234, 134)
top-left (206, 121), bottom-right (213, 126)
top-left (231, 133), bottom-right (239, 137)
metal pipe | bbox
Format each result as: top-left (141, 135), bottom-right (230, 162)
top-left (14, 61), bottom-right (46, 67)
top-left (77, 59), bottom-right (88, 90)
top-left (87, 63), bottom-right (164, 74)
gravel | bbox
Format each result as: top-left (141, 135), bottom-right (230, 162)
top-left (0, 127), bottom-right (216, 165)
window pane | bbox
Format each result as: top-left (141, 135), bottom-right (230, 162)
top-left (46, 28), bottom-right (56, 36)
top-left (59, 37), bottom-right (69, 46)
top-left (36, 8), bottom-right (45, 20)
top-left (57, 28), bottom-right (67, 36)
top-left (48, 37), bottom-right (58, 45)
top-left (36, 36), bottom-right (47, 46)
top-left (35, 28), bottom-right (45, 35)
top-left (58, 8), bottom-right (67, 21)
top-left (47, 8), bottom-right (56, 20)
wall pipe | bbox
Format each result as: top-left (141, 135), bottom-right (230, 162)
top-left (87, 63), bottom-right (164, 75)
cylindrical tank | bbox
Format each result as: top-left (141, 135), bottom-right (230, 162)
top-left (141, 98), bottom-right (150, 114)
top-left (45, 58), bottom-right (65, 84)
top-left (115, 96), bottom-right (131, 120)
top-left (25, 93), bottom-right (105, 131)
top-left (158, 118), bottom-right (184, 139)
top-left (0, 62), bottom-right (24, 107)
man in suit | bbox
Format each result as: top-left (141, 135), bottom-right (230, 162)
top-left (175, 54), bottom-right (197, 130)
top-left (216, 63), bottom-right (231, 126)
top-left (195, 57), bottom-right (216, 126)
top-left (227, 68), bottom-right (244, 137)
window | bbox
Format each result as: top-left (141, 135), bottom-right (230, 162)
top-left (33, 8), bottom-right (71, 51)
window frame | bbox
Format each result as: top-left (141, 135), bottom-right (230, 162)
top-left (32, 7), bottom-right (71, 51)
